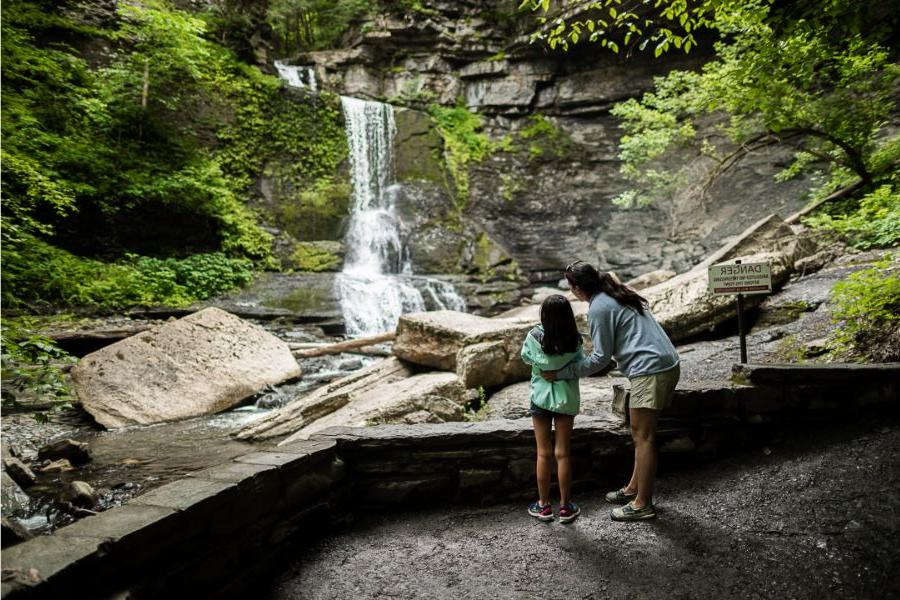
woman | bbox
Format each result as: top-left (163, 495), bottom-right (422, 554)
top-left (541, 260), bottom-right (679, 521)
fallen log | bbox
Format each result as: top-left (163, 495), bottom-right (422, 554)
top-left (291, 332), bottom-right (395, 358)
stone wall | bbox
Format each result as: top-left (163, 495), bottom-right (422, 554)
top-left (5, 363), bottom-right (896, 598)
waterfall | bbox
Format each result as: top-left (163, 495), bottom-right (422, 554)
top-left (274, 61), bottom-right (466, 337)
top-left (274, 60), bottom-right (317, 92)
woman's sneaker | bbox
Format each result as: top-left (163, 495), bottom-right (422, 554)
top-left (528, 501), bottom-right (554, 521)
top-left (558, 502), bottom-right (581, 524)
top-left (605, 488), bottom-right (637, 505)
top-left (610, 501), bottom-right (656, 521)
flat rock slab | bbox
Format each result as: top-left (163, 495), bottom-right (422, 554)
top-left (72, 308), bottom-right (301, 428)
top-left (236, 357), bottom-right (415, 441)
top-left (279, 371), bottom-right (465, 444)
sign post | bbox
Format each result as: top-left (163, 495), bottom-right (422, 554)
top-left (707, 260), bottom-right (772, 363)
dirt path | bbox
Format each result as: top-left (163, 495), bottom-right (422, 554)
top-left (265, 415), bottom-right (900, 599)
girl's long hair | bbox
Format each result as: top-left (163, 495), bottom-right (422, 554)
top-left (564, 261), bottom-right (648, 315)
top-left (540, 295), bottom-right (580, 355)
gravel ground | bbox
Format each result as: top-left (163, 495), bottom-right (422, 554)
top-left (265, 416), bottom-right (900, 600)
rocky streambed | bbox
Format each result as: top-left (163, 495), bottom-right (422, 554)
top-left (1, 224), bottom-right (893, 543)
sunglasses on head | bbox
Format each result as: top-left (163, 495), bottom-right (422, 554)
top-left (565, 260), bottom-right (584, 272)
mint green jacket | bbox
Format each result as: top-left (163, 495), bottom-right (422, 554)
top-left (520, 326), bottom-right (583, 416)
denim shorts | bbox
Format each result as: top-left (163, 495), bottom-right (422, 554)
top-left (528, 401), bottom-right (572, 419)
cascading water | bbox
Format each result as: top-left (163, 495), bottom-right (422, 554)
top-left (274, 62), bottom-right (466, 337)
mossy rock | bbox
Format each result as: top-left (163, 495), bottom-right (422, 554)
top-left (288, 241), bottom-right (345, 272)
top-left (394, 107), bottom-right (447, 184)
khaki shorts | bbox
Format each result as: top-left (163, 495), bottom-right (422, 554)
top-left (629, 364), bottom-right (680, 410)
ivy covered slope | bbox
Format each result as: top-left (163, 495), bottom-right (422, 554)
top-left (1, 0), bottom-right (347, 312)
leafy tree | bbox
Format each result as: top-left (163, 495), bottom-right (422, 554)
top-left (523, 1), bottom-right (899, 213)
top-left (267, 0), bottom-right (369, 54)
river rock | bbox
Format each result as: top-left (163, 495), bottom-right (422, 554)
top-left (393, 310), bottom-right (533, 371)
top-left (237, 357), bottom-right (414, 441)
top-left (65, 481), bottom-right (99, 509)
top-left (279, 371), bottom-right (465, 444)
top-left (1, 472), bottom-right (31, 517)
top-left (1, 517), bottom-right (32, 548)
top-left (72, 307), bottom-right (302, 428)
top-left (37, 439), bottom-right (91, 466)
top-left (2, 458), bottom-right (36, 489)
top-left (40, 459), bottom-right (75, 473)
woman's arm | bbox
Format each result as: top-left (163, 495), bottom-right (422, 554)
top-left (548, 305), bottom-right (614, 380)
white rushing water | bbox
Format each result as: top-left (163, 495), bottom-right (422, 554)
top-left (274, 62), bottom-right (465, 337)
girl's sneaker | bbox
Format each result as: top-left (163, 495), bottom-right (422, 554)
top-left (558, 502), bottom-right (581, 523)
top-left (528, 501), bottom-right (554, 521)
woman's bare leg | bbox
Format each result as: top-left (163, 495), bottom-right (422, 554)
top-left (628, 407), bottom-right (659, 509)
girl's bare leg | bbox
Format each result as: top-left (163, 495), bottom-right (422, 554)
top-left (553, 415), bottom-right (575, 505)
top-left (533, 415), bottom-right (553, 505)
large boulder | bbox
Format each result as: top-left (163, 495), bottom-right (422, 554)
top-left (479, 376), bottom-right (629, 420)
top-left (646, 250), bottom-right (794, 342)
top-left (392, 311), bottom-right (533, 388)
top-left (279, 371), bottom-right (465, 444)
top-left (72, 308), bottom-right (301, 428)
top-left (236, 357), bottom-right (414, 441)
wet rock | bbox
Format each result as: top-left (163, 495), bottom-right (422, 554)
top-left (64, 481), bottom-right (99, 509)
top-left (393, 310), bottom-right (532, 372)
top-left (1, 472), bottom-right (31, 517)
top-left (2, 458), bottom-right (36, 489)
top-left (1, 517), bottom-right (32, 547)
top-left (40, 459), bottom-right (75, 473)
top-left (238, 357), bottom-right (415, 441)
top-left (37, 438), bottom-right (91, 466)
top-left (72, 307), bottom-right (302, 428)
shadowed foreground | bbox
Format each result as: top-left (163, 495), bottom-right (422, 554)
top-left (266, 417), bottom-right (900, 600)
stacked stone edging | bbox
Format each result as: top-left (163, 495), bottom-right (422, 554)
top-left (3, 363), bottom-right (898, 598)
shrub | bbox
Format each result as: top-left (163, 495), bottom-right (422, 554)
top-left (829, 257), bottom-right (900, 361)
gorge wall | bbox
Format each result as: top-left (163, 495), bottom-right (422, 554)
top-left (251, 0), bottom-right (812, 308)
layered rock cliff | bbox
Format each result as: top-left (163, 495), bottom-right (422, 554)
top-left (266, 1), bottom-right (811, 293)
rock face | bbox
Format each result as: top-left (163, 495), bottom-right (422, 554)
top-left (72, 308), bottom-right (302, 428)
top-left (392, 311), bottom-right (532, 388)
top-left (282, 1), bottom-right (813, 286)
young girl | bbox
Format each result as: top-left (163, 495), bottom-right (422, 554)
top-left (520, 294), bottom-right (583, 523)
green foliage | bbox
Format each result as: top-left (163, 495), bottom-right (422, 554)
top-left (1, 0), bottom-right (354, 310)
top-left (607, 0), bottom-right (898, 218)
top-left (1, 0), bottom-right (279, 267)
top-left (829, 258), bottom-right (900, 360)
top-left (290, 243), bottom-right (343, 272)
top-left (428, 102), bottom-right (495, 209)
top-left (805, 184), bottom-right (900, 249)
top-left (1, 320), bottom-right (76, 414)
top-left (518, 114), bottom-right (572, 160)
top-left (2, 235), bottom-right (253, 311)
top-left (267, 0), bottom-right (369, 54)
top-left (521, 0), bottom-right (733, 54)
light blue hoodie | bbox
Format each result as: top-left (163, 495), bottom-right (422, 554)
top-left (520, 325), bottom-right (583, 415)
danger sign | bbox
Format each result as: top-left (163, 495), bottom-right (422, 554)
top-left (707, 261), bottom-right (772, 296)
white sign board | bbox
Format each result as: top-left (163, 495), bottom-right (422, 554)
top-left (707, 262), bottom-right (772, 296)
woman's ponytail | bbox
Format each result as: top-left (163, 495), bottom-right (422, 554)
top-left (565, 261), bottom-right (649, 314)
